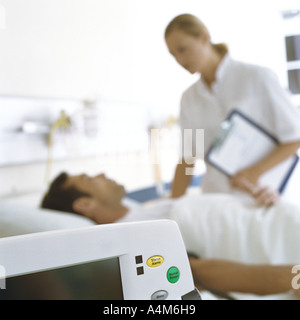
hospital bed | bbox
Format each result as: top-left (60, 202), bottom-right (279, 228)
top-left (0, 182), bottom-right (299, 300)
top-left (0, 178), bottom-right (204, 300)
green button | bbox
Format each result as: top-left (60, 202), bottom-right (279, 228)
top-left (167, 266), bottom-right (180, 284)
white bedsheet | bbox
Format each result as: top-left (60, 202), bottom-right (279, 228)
top-left (1, 193), bottom-right (300, 300)
top-left (170, 194), bottom-right (300, 265)
top-left (0, 196), bottom-right (140, 238)
top-left (0, 199), bottom-right (95, 238)
top-left (1, 192), bottom-right (300, 266)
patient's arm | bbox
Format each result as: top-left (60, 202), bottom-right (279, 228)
top-left (189, 258), bottom-right (299, 296)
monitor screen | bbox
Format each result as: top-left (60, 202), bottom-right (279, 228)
top-left (0, 257), bottom-right (124, 300)
top-left (285, 35), bottom-right (300, 62)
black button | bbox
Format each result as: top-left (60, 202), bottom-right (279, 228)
top-left (135, 255), bottom-right (143, 264)
top-left (136, 266), bottom-right (144, 276)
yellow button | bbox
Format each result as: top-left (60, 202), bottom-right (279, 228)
top-left (146, 255), bottom-right (164, 268)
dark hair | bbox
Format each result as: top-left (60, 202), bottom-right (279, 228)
top-left (40, 172), bottom-right (89, 214)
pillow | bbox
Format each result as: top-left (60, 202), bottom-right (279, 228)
top-left (0, 199), bottom-right (95, 238)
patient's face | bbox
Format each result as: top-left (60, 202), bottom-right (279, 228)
top-left (64, 173), bottom-right (126, 205)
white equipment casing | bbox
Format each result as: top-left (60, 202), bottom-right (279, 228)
top-left (0, 219), bottom-right (200, 300)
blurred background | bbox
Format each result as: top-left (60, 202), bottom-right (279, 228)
top-left (0, 0), bottom-right (299, 206)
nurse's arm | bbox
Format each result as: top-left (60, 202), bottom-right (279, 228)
top-left (231, 140), bottom-right (300, 203)
top-left (171, 159), bottom-right (194, 198)
top-left (247, 140), bottom-right (300, 180)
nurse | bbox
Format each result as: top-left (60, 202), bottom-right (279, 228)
top-left (164, 14), bottom-right (300, 205)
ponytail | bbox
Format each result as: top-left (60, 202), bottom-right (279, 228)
top-left (212, 43), bottom-right (229, 56)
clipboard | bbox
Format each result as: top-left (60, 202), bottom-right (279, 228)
top-left (205, 109), bottom-right (299, 193)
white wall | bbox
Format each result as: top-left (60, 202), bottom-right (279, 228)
top-left (0, 0), bottom-right (299, 117)
top-left (0, 0), bottom-right (299, 200)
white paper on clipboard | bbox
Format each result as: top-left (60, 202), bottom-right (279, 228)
top-left (205, 110), bottom-right (299, 193)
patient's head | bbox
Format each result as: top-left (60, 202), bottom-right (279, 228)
top-left (41, 172), bottom-right (128, 224)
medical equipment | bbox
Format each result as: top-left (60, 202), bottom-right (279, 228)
top-left (45, 109), bottom-right (72, 183)
top-left (0, 220), bottom-right (201, 300)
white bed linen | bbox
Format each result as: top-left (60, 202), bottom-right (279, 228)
top-left (0, 197), bottom-right (140, 238)
top-left (170, 194), bottom-right (300, 265)
top-left (0, 199), bottom-right (95, 238)
top-left (1, 193), bottom-right (300, 266)
top-left (1, 194), bottom-right (299, 300)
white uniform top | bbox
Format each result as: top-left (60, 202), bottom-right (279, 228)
top-left (180, 54), bottom-right (300, 194)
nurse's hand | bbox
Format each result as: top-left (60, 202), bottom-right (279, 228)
top-left (251, 185), bottom-right (281, 207)
top-left (231, 174), bottom-right (280, 207)
top-left (231, 167), bottom-right (261, 189)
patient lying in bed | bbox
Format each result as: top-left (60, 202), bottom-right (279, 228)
top-left (40, 172), bottom-right (300, 298)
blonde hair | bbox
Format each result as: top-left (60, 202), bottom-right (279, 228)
top-left (165, 14), bottom-right (228, 56)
